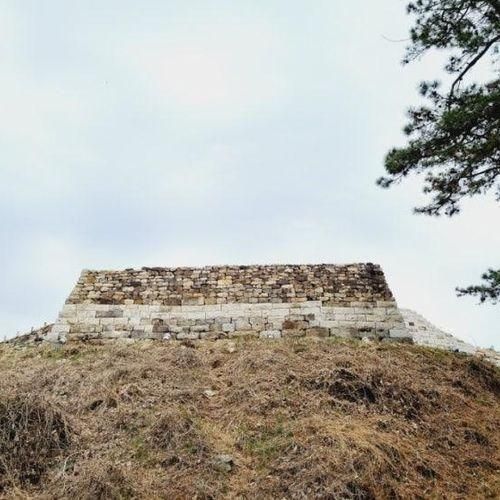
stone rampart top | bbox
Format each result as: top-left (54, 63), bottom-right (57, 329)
top-left (66, 263), bottom-right (395, 307)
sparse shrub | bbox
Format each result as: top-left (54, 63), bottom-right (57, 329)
top-left (305, 368), bottom-right (431, 419)
top-left (150, 408), bottom-right (208, 459)
top-left (174, 348), bottom-right (202, 368)
top-left (465, 358), bottom-right (500, 396)
top-left (0, 393), bottom-right (72, 490)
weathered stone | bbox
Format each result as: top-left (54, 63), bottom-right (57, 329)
top-left (225, 342), bottom-right (237, 353)
top-left (96, 308), bottom-right (123, 318)
top-left (222, 322), bottom-right (235, 333)
top-left (234, 318), bottom-right (251, 331)
top-left (190, 324), bottom-right (209, 333)
top-left (176, 331), bottom-right (200, 340)
top-left (282, 319), bottom-right (309, 330)
top-left (259, 330), bottom-right (281, 339)
top-left (212, 454), bottom-right (234, 472)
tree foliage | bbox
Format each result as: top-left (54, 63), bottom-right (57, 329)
top-left (379, 0), bottom-right (500, 303)
top-left (457, 268), bottom-right (500, 303)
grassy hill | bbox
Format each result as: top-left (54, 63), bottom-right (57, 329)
top-left (0, 338), bottom-right (499, 499)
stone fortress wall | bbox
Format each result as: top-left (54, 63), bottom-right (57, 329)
top-left (400, 309), bottom-right (500, 367)
top-left (49, 264), bottom-right (410, 343)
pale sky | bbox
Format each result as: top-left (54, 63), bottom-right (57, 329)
top-left (1, 1), bottom-right (498, 347)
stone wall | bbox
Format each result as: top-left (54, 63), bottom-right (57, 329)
top-left (401, 309), bottom-right (500, 366)
top-left (49, 264), bottom-right (410, 343)
top-left (65, 264), bottom-right (394, 306)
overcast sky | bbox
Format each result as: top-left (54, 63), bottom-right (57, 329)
top-left (1, 1), bottom-right (498, 347)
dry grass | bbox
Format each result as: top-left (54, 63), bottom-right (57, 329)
top-left (0, 338), bottom-right (498, 499)
top-left (0, 395), bottom-right (71, 492)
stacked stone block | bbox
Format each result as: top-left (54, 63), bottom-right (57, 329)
top-left (49, 264), bottom-right (410, 343)
top-left (65, 264), bottom-right (394, 307)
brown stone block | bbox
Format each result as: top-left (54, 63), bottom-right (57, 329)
top-left (165, 297), bottom-right (182, 306)
top-left (283, 319), bottom-right (309, 330)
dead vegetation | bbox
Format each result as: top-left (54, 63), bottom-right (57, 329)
top-left (0, 338), bottom-right (498, 499)
top-left (0, 395), bottom-right (71, 491)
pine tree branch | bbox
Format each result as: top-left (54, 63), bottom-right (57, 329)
top-left (448, 35), bottom-right (500, 103)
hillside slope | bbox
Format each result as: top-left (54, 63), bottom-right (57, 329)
top-left (0, 339), bottom-right (499, 499)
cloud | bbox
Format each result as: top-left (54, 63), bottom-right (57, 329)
top-left (122, 18), bottom-right (291, 122)
top-left (0, 1), bottom-right (498, 349)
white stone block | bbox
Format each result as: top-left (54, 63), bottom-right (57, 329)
top-left (267, 302), bottom-right (291, 310)
top-left (389, 327), bottom-right (411, 339)
top-left (203, 304), bottom-right (222, 313)
top-left (99, 318), bottom-right (115, 325)
top-left (205, 309), bottom-right (222, 320)
top-left (187, 311), bottom-right (206, 320)
top-left (267, 309), bottom-right (289, 319)
top-left (317, 320), bottom-right (337, 328)
top-left (181, 305), bottom-right (204, 313)
top-left (334, 320), bottom-right (356, 327)
top-left (221, 303), bottom-right (245, 312)
top-left (101, 330), bottom-right (126, 339)
top-left (176, 331), bottom-right (200, 340)
top-left (323, 306), bottom-right (352, 314)
top-left (252, 303), bottom-right (275, 311)
top-left (234, 318), bottom-right (251, 330)
top-left (354, 321), bottom-right (376, 329)
top-left (76, 310), bottom-right (96, 320)
top-left (260, 330), bottom-right (281, 339)
top-left (350, 301), bottom-right (372, 307)
top-left (343, 314), bottom-right (364, 322)
top-left (43, 327), bottom-right (61, 343)
top-left (168, 326), bottom-right (183, 334)
top-left (377, 301), bottom-right (396, 307)
top-left (51, 323), bottom-right (70, 334)
top-left (301, 307), bottom-right (322, 316)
